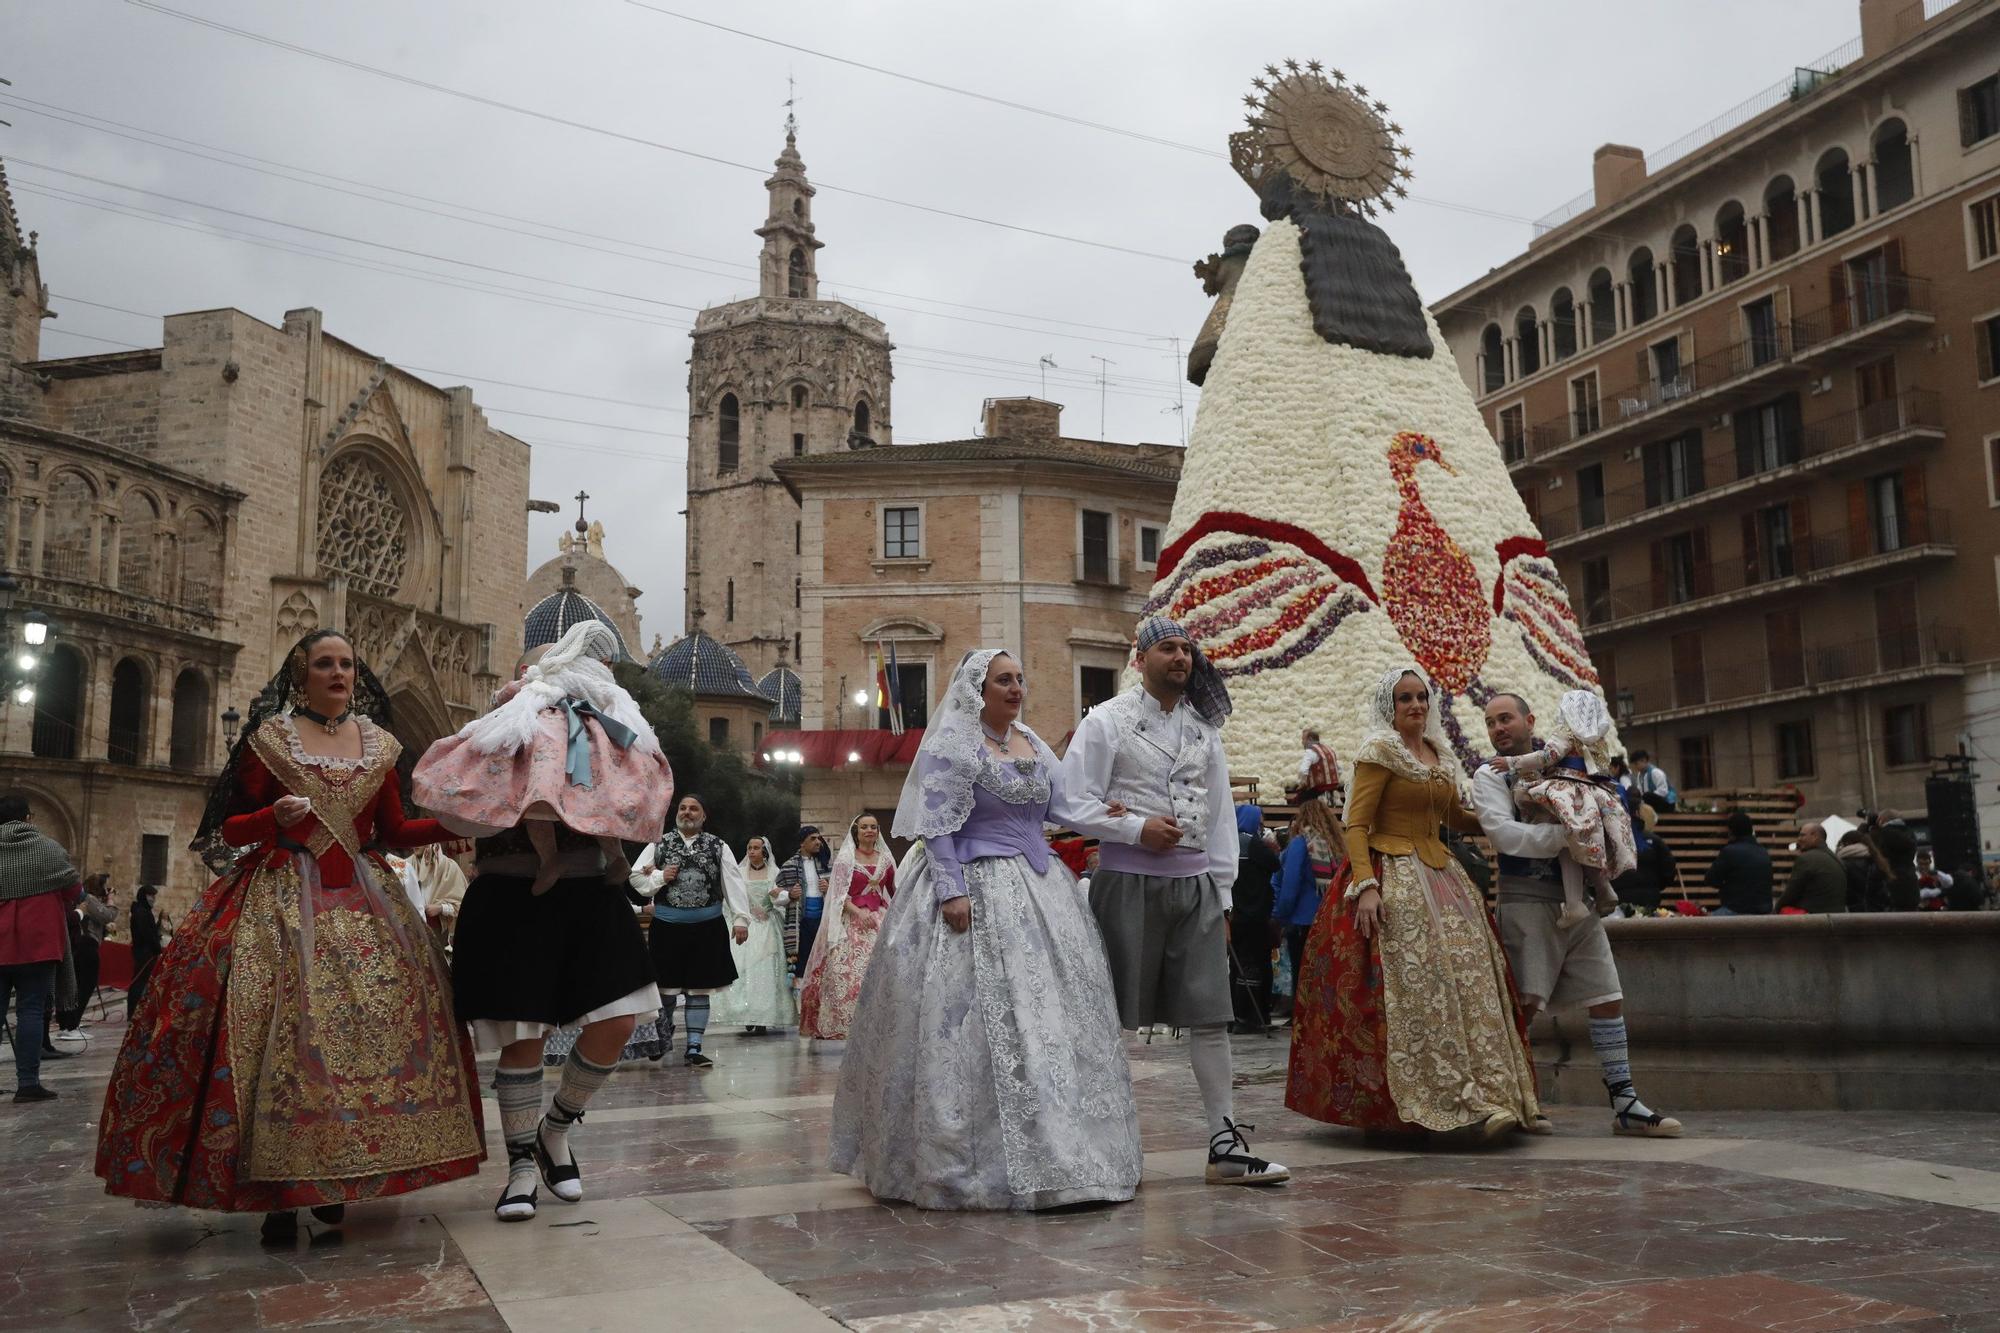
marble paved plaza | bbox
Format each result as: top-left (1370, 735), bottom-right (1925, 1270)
top-left (10, 1012), bottom-right (2000, 1331)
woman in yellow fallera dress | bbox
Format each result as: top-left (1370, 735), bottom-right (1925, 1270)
top-left (1285, 665), bottom-right (1540, 1140)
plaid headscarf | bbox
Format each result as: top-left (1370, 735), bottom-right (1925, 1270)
top-left (1135, 616), bottom-right (1232, 727)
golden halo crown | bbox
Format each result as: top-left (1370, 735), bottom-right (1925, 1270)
top-left (1230, 59), bottom-right (1412, 217)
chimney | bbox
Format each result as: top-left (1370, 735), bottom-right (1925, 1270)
top-left (1859, 0), bottom-right (1923, 59)
top-left (1593, 145), bottom-right (1648, 211)
top-left (981, 397), bottom-right (1062, 441)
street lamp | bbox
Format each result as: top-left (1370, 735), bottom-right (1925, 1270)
top-left (221, 705), bottom-right (242, 743)
top-left (1614, 687), bottom-right (1636, 729)
top-left (0, 573), bottom-right (51, 707)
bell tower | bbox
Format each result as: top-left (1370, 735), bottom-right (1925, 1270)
top-left (682, 113), bottom-right (895, 680)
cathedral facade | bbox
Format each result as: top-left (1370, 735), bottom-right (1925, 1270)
top-left (0, 162), bottom-right (529, 916)
top-left (684, 126), bottom-right (894, 679)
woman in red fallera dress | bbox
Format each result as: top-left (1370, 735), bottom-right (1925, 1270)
top-left (96, 631), bottom-right (484, 1243)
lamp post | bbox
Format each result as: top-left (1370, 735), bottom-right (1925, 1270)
top-left (0, 572), bottom-right (51, 708)
top-left (1614, 687), bottom-right (1636, 730)
top-left (221, 705), bottom-right (242, 743)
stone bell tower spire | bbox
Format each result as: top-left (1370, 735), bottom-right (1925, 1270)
top-left (756, 99), bottom-right (822, 301)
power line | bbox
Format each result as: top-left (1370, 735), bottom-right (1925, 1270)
top-left (0, 92), bottom-right (1176, 341)
top-left (119, 0), bottom-right (1191, 265)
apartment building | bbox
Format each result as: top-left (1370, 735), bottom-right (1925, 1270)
top-left (1433, 0), bottom-right (2000, 848)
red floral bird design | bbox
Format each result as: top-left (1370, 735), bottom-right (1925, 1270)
top-left (1145, 429), bottom-right (1598, 766)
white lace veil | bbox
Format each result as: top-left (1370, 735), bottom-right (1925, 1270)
top-left (1360, 663), bottom-right (1463, 782)
top-left (890, 648), bottom-right (1060, 841)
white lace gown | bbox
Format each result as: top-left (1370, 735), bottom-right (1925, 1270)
top-left (829, 754), bottom-right (1141, 1211)
top-left (714, 867), bottom-right (797, 1029)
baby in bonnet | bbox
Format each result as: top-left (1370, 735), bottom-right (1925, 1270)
top-left (1487, 689), bottom-right (1637, 928)
top-left (413, 620), bottom-right (671, 896)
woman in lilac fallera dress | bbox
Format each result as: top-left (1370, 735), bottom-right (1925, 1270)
top-left (829, 650), bottom-right (1141, 1211)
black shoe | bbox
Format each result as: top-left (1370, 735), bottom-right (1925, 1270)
top-left (309, 1204), bottom-right (346, 1226)
top-left (260, 1211), bottom-right (299, 1244)
top-left (684, 1048), bottom-right (714, 1068)
top-left (12, 1086), bottom-right (57, 1104)
top-left (38, 1046), bottom-right (70, 1060)
top-left (495, 1145), bottom-right (538, 1222)
top-left (745, 1025), bottom-right (766, 1035)
top-left (533, 1116), bottom-right (584, 1203)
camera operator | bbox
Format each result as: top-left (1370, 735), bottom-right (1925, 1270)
top-left (1854, 810), bottom-right (1919, 912)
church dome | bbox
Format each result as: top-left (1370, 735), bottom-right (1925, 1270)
top-left (757, 664), bottom-right (802, 724)
top-left (648, 629), bottom-right (773, 703)
top-left (524, 583), bottom-right (630, 661)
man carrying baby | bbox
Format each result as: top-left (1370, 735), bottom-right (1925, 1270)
top-left (1475, 693), bottom-right (1682, 1139)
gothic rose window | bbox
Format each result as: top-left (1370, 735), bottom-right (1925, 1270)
top-left (317, 451), bottom-right (411, 598)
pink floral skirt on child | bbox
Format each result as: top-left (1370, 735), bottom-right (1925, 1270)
top-left (413, 705), bottom-right (671, 842)
top-left (1514, 773), bottom-right (1638, 879)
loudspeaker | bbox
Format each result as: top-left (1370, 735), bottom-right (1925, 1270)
top-left (1925, 777), bottom-right (1980, 871)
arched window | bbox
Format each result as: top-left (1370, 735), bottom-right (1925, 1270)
top-left (1628, 247), bottom-right (1658, 325)
top-left (1550, 287), bottom-right (1577, 361)
top-left (170, 667), bottom-right (210, 771)
top-left (1513, 306), bottom-right (1540, 377)
top-left (108, 658), bottom-right (147, 765)
top-left (1479, 324), bottom-right (1504, 392)
top-left (181, 510), bottom-right (222, 607)
top-left (32, 644), bottom-right (85, 760)
top-left (44, 471), bottom-right (95, 583)
top-left (1764, 176), bottom-right (1800, 261)
top-left (1669, 224), bottom-right (1702, 306)
top-left (1872, 119), bottom-right (1913, 211)
top-left (791, 383), bottom-right (808, 410)
top-left (853, 399), bottom-right (872, 441)
top-left (1587, 267), bottom-right (1616, 343)
top-left (717, 393), bottom-right (740, 472)
top-left (1817, 149), bottom-right (1855, 238)
top-left (792, 198), bottom-right (803, 218)
top-left (119, 490), bottom-right (159, 597)
top-left (788, 247), bottom-right (808, 298)
top-left (726, 577), bottom-right (735, 622)
top-left (1714, 203), bottom-right (1749, 285)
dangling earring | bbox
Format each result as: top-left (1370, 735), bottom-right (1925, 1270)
top-left (287, 678), bottom-right (306, 711)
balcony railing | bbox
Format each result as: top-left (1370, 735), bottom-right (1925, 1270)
top-left (108, 727), bottom-right (144, 766)
top-left (1580, 506), bottom-right (1953, 627)
top-left (1622, 623), bottom-right (1964, 718)
top-left (1791, 276), bottom-right (1934, 354)
top-left (1503, 276), bottom-right (1935, 468)
top-left (31, 713), bottom-right (78, 761)
top-left (1540, 389), bottom-right (1943, 544)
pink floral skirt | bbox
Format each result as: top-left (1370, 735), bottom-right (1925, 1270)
top-left (413, 708), bottom-right (671, 843)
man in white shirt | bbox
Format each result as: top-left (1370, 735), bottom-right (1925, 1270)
top-left (1059, 616), bottom-right (1287, 1186)
top-left (1476, 694), bottom-right (1681, 1138)
top-left (628, 794), bottom-right (750, 1068)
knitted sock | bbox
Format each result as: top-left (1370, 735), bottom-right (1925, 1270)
top-left (541, 1045), bottom-right (617, 1163)
top-left (493, 1063), bottom-right (543, 1198)
top-left (1188, 1024), bottom-right (1234, 1141)
top-left (684, 994), bottom-right (711, 1053)
top-left (1589, 1016), bottom-right (1660, 1120)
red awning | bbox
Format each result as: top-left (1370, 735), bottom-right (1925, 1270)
top-left (759, 729), bottom-right (926, 770)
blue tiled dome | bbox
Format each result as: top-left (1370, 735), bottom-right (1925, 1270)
top-left (757, 664), bottom-right (802, 724)
top-left (524, 587), bottom-right (629, 662)
top-left (648, 630), bottom-right (773, 703)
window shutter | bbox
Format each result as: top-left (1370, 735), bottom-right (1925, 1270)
top-left (1978, 320), bottom-right (1996, 383)
top-left (1961, 87), bottom-right (1978, 148)
top-left (1790, 495), bottom-right (1814, 572)
top-left (1635, 347), bottom-right (1652, 389)
top-left (1692, 526), bottom-right (1714, 597)
top-left (1649, 540), bottom-right (1666, 610)
top-left (1846, 481), bottom-right (1870, 560)
top-left (1883, 237), bottom-right (1905, 279)
top-left (1734, 410), bottom-right (1757, 478)
top-left (1902, 464), bottom-right (1928, 542)
top-left (1741, 512), bottom-right (1762, 586)
top-left (1827, 262), bottom-right (1849, 336)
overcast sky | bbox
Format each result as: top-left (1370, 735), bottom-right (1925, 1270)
top-left (6, 0), bottom-right (1862, 647)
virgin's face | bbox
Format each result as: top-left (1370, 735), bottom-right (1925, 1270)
top-left (981, 655), bottom-right (1025, 723)
top-left (855, 816), bottom-right (880, 850)
top-left (303, 637), bottom-right (356, 714)
top-left (1392, 673), bottom-right (1430, 736)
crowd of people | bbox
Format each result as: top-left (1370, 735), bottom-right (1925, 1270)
top-left (0, 610), bottom-right (1990, 1243)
